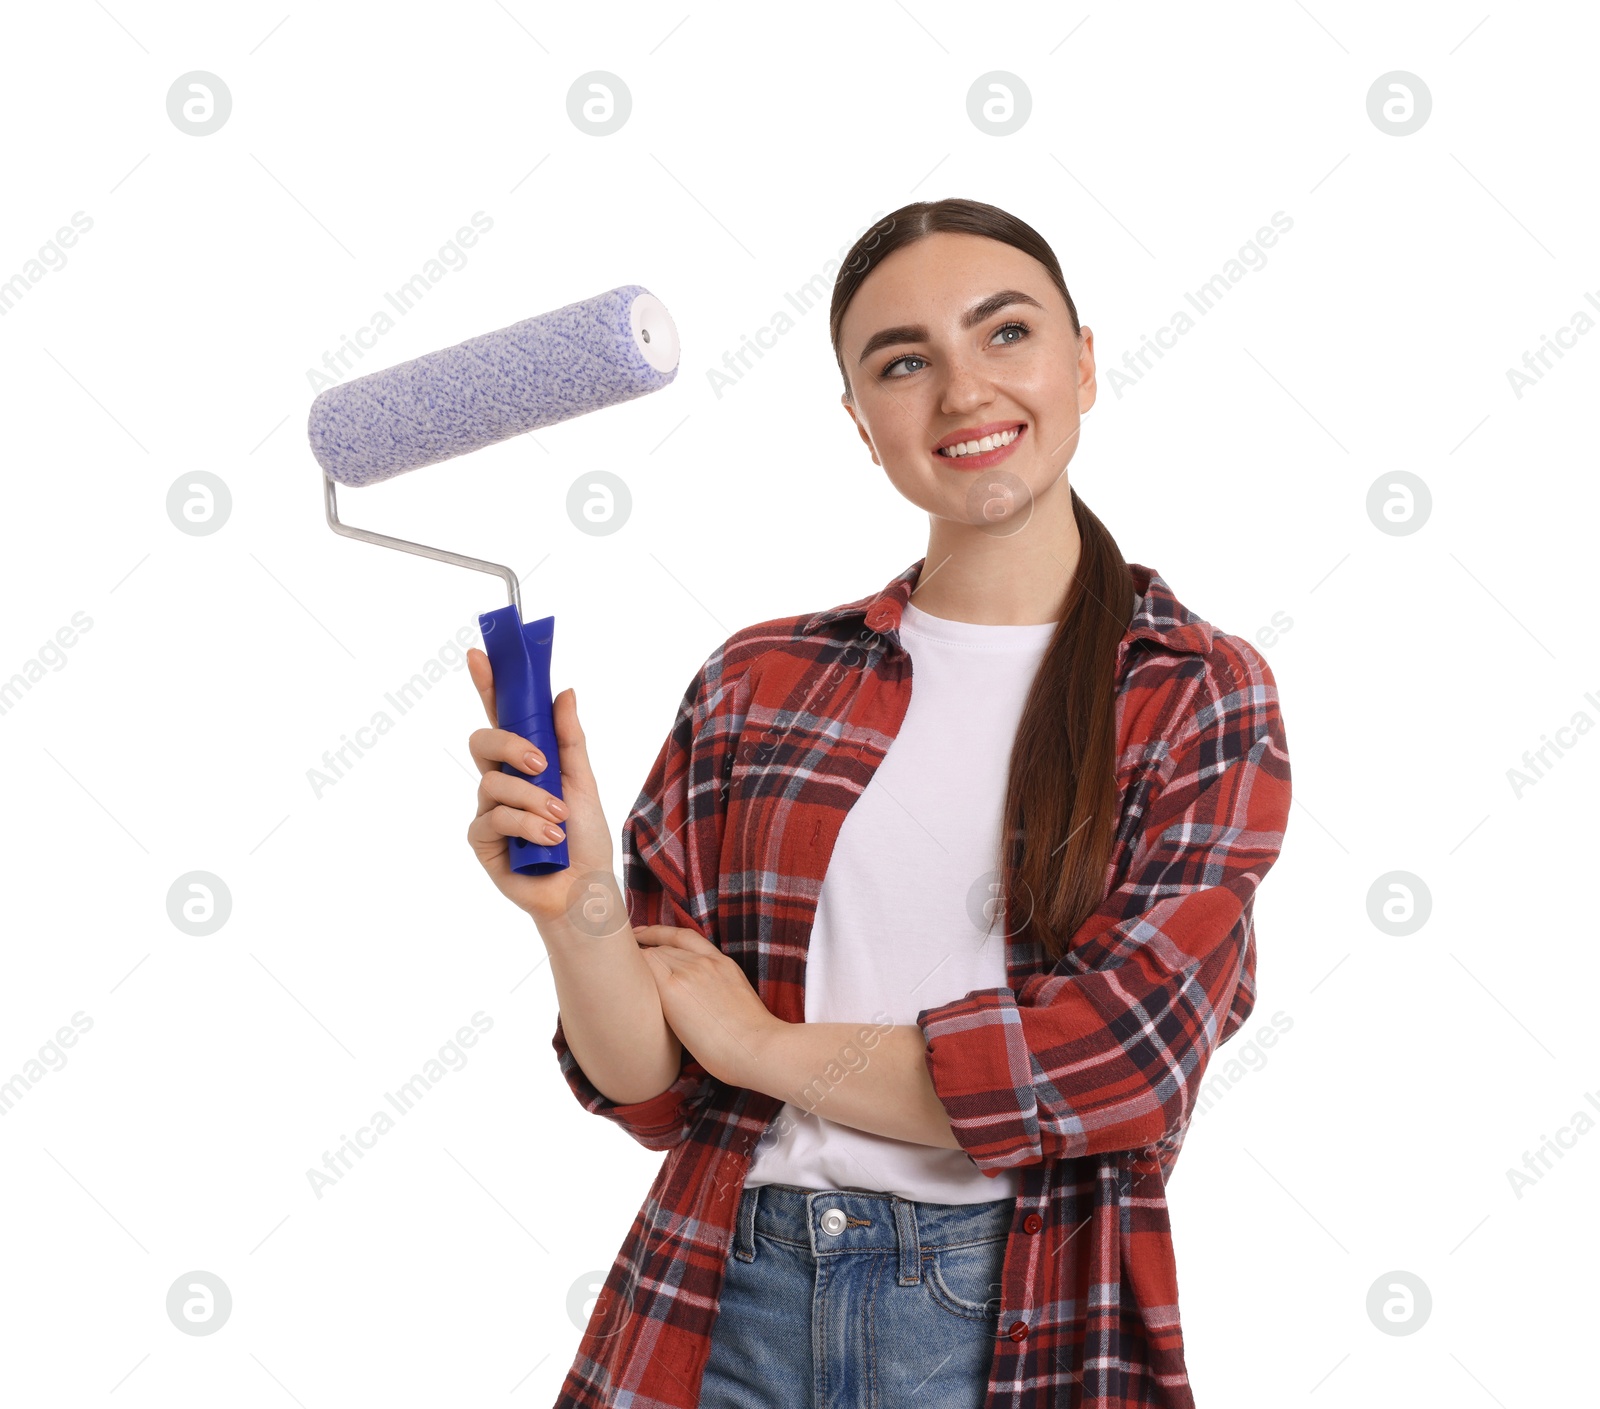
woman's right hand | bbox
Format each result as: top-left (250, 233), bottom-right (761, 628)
top-left (464, 647), bottom-right (620, 931)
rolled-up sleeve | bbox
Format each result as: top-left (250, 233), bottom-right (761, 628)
top-left (916, 634), bottom-right (1292, 1172)
top-left (553, 1016), bottom-right (713, 1152)
top-left (551, 646), bottom-right (737, 1152)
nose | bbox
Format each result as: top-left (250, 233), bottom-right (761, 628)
top-left (937, 343), bottom-right (997, 417)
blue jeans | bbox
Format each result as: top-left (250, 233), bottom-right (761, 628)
top-left (697, 1182), bottom-right (1011, 1408)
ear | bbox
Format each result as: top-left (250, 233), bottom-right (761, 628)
top-left (1075, 326), bottom-right (1098, 415)
top-left (840, 393), bottom-right (881, 466)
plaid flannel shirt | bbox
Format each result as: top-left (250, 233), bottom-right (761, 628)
top-left (551, 557), bottom-right (1293, 1408)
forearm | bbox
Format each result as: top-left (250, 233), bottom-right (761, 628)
top-left (539, 899), bottom-right (683, 1106)
top-left (747, 1021), bottom-right (961, 1151)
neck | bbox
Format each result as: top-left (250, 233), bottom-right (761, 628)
top-left (911, 483), bottom-right (1082, 625)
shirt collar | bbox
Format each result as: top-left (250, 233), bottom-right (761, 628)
top-left (801, 557), bottom-right (1214, 656)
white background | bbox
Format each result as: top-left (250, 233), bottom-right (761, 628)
top-left (1, 1), bottom-right (1595, 1404)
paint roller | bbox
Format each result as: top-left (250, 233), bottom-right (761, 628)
top-left (307, 284), bottom-right (681, 875)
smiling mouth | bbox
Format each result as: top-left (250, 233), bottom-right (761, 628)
top-left (933, 422), bottom-right (1026, 466)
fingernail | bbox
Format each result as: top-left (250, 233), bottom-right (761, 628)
top-left (548, 799), bottom-right (568, 819)
top-left (524, 751), bottom-right (545, 772)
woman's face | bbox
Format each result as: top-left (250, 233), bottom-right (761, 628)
top-left (837, 231), bottom-right (1095, 522)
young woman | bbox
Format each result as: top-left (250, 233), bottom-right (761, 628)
top-left (465, 197), bottom-right (1293, 1409)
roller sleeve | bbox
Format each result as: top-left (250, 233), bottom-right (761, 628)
top-left (308, 284), bottom-right (680, 487)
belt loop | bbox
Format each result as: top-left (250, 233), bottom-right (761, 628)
top-left (733, 1184), bottom-right (760, 1262)
top-left (893, 1195), bottom-right (920, 1285)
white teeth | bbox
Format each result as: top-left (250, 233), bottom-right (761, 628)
top-left (938, 426), bottom-right (1020, 457)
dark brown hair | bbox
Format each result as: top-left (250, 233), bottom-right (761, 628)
top-left (828, 198), bottom-right (1135, 965)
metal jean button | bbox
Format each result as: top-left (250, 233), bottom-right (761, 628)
top-left (819, 1207), bottom-right (847, 1236)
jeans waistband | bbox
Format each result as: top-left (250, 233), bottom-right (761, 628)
top-left (732, 1182), bottom-right (1014, 1277)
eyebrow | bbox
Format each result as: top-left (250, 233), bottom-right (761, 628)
top-left (855, 289), bottom-right (1047, 365)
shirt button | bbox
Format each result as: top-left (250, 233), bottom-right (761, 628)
top-left (1007, 1319), bottom-right (1029, 1341)
top-left (1023, 1214), bottom-right (1042, 1234)
top-left (819, 1207), bottom-right (847, 1236)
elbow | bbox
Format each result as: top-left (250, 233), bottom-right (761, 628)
top-left (1017, 1075), bottom-right (1200, 1166)
top-left (624, 1120), bottom-right (696, 1154)
top-left (1072, 1061), bottom-right (1212, 1160)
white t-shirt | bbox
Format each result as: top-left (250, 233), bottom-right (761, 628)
top-left (744, 599), bottom-right (1058, 1204)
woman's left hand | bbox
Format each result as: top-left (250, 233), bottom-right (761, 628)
top-left (632, 924), bottom-right (783, 1089)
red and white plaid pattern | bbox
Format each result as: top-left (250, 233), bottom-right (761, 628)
top-left (551, 557), bottom-right (1293, 1408)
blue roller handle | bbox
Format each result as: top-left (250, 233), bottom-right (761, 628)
top-left (478, 604), bottom-right (568, 875)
